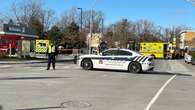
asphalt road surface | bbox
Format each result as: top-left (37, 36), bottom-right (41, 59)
top-left (0, 60), bottom-right (194, 110)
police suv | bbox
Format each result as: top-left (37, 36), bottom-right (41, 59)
top-left (78, 48), bottom-right (154, 73)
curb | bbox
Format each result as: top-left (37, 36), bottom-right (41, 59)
top-left (0, 59), bottom-right (74, 64)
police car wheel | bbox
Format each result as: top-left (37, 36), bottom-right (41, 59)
top-left (129, 62), bottom-right (142, 73)
top-left (81, 59), bottom-right (93, 70)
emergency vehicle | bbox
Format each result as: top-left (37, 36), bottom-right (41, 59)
top-left (140, 42), bottom-right (168, 58)
top-left (35, 40), bottom-right (49, 53)
top-left (78, 48), bottom-right (154, 73)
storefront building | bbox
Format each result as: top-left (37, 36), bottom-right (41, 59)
top-left (0, 23), bottom-right (38, 56)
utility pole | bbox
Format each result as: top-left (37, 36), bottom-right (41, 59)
top-left (77, 8), bottom-right (83, 32)
top-left (89, 0), bottom-right (98, 54)
top-left (101, 18), bottom-right (104, 33)
top-left (89, 8), bottom-right (93, 54)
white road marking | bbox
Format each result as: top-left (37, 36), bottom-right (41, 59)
top-left (61, 65), bottom-right (81, 69)
top-left (63, 66), bottom-right (72, 69)
top-left (0, 65), bottom-right (12, 68)
top-left (144, 74), bottom-right (176, 110)
top-left (39, 67), bottom-right (46, 70)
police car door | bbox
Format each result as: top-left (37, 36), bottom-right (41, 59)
top-left (113, 49), bottom-right (133, 70)
top-left (96, 49), bottom-right (118, 69)
top-left (99, 49), bottom-right (129, 70)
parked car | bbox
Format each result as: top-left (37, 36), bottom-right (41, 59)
top-left (184, 48), bottom-right (195, 65)
top-left (78, 48), bottom-right (154, 73)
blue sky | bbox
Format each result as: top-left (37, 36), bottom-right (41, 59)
top-left (0, 0), bottom-right (195, 29)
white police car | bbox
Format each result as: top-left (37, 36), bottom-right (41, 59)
top-left (78, 48), bottom-right (154, 73)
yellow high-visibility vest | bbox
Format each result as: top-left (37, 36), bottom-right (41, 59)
top-left (48, 45), bottom-right (55, 53)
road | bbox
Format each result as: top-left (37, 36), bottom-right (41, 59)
top-left (0, 60), bottom-right (194, 110)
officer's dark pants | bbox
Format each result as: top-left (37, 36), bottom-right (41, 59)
top-left (47, 54), bottom-right (55, 70)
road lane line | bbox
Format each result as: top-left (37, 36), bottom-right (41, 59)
top-left (144, 74), bottom-right (176, 110)
top-left (0, 65), bottom-right (12, 68)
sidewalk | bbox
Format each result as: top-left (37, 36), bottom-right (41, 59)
top-left (0, 55), bottom-right (75, 64)
top-left (167, 59), bottom-right (193, 76)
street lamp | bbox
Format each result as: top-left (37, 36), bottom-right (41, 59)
top-left (77, 8), bottom-right (82, 32)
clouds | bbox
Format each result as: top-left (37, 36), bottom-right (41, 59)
top-left (185, 0), bottom-right (195, 2)
top-left (176, 9), bottom-right (186, 14)
top-left (185, 0), bottom-right (195, 7)
top-left (185, 0), bottom-right (195, 4)
top-left (177, 0), bottom-right (195, 15)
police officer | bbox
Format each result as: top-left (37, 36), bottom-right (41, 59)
top-left (47, 42), bottom-right (56, 70)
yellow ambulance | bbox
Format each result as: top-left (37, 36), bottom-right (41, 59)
top-left (35, 40), bottom-right (49, 53)
top-left (140, 42), bottom-right (168, 58)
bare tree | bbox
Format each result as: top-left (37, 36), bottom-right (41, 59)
top-left (134, 19), bottom-right (166, 42)
top-left (153, 26), bottom-right (164, 41)
top-left (92, 10), bottom-right (104, 33)
top-left (10, 0), bottom-right (42, 26)
top-left (0, 12), bottom-right (13, 23)
top-left (56, 8), bottom-right (105, 47)
top-left (9, 0), bottom-right (55, 31)
top-left (41, 9), bottom-right (55, 31)
top-left (163, 28), bottom-right (171, 42)
top-left (104, 19), bottom-right (180, 48)
top-left (81, 10), bottom-right (104, 33)
top-left (103, 24), bottom-right (115, 47)
top-left (56, 8), bottom-right (78, 30)
top-left (82, 10), bottom-right (91, 32)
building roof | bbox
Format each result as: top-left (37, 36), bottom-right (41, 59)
top-left (0, 32), bottom-right (38, 38)
top-left (180, 30), bottom-right (195, 34)
top-left (0, 23), bottom-right (38, 38)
